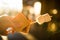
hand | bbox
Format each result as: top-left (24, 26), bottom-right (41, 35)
top-left (36, 15), bottom-right (45, 24)
top-left (36, 13), bottom-right (52, 24)
top-left (43, 13), bottom-right (52, 22)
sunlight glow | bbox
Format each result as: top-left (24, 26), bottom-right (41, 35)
top-left (0, 14), bottom-right (8, 17)
top-left (0, 0), bottom-right (23, 12)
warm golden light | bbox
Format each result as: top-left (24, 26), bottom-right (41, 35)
top-left (0, 8), bottom-right (4, 14)
top-left (48, 23), bottom-right (57, 32)
top-left (0, 0), bottom-right (23, 12)
top-left (51, 23), bottom-right (56, 31)
top-left (52, 9), bottom-right (58, 14)
top-left (1, 36), bottom-right (7, 40)
top-left (0, 14), bottom-right (8, 17)
top-left (34, 2), bottom-right (41, 15)
top-left (29, 7), bottom-right (34, 14)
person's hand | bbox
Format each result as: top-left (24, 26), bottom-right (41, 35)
top-left (43, 13), bottom-right (52, 22)
top-left (36, 13), bottom-right (52, 24)
top-left (36, 15), bottom-right (45, 24)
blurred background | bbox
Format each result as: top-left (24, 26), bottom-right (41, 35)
top-left (0, 0), bottom-right (60, 36)
top-left (0, 0), bottom-right (60, 40)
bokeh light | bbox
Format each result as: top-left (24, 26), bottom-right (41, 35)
top-left (52, 9), bottom-right (58, 14)
top-left (48, 23), bottom-right (57, 32)
top-left (34, 2), bottom-right (41, 15)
